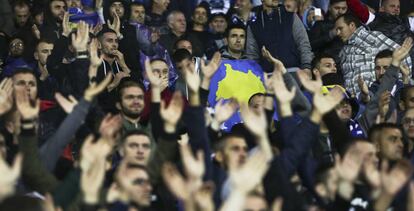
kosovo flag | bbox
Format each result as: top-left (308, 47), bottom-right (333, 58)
top-left (208, 60), bottom-right (266, 131)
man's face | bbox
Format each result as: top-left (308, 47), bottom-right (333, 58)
top-left (227, 28), bottom-right (246, 53)
top-left (329, 1), bottom-right (347, 19)
top-left (122, 135), bottom-right (152, 166)
top-left (335, 100), bottom-right (352, 121)
top-left (377, 128), bottom-right (404, 161)
top-left (403, 109), bottom-right (414, 139)
top-left (219, 137), bottom-right (248, 169)
top-left (249, 95), bottom-right (264, 115)
top-left (192, 7), bottom-right (208, 25)
top-left (99, 32), bottom-right (119, 56)
top-left (381, 0), bottom-right (400, 16)
top-left (119, 86), bottom-right (145, 118)
top-left (34, 12), bottom-right (44, 25)
top-left (314, 58), bottom-right (337, 76)
top-left (9, 39), bottom-right (24, 57)
top-left (404, 88), bottom-right (414, 110)
top-left (175, 58), bottom-right (194, 74)
top-left (35, 42), bottom-right (54, 66)
top-left (210, 16), bottom-right (227, 34)
top-left (154, 0), bottom-right (170, 12)
top-left (235, 0), bottom-right (252, 12)
top-left (284, 0), bottom-right (298, 13)
top-left (65, 0), bottom-right (81, 8)
top-left (375, 57), bottom-right (392, 80)
top-left (262, 0), bottom-right (279, 8)
top-left (170, 13), bottom-right (187, 35)
top-left (125, 168), bottom-right (153, 207)
top-left (110, 2), bottom-right (125, 18)
top-left (243, 195), bottom-right (268, 211)
top-left (151, 60), bottom-right (169, 87)
top-left (13, 73), bottom-right (38, 100)
top-left (130, 5), bottom-right (146, 24)
top-left (335, 17), bottom-right (356, 42)
top-left (14, 5), bottom-right (30, 27)
top-left (50, 1), bottom-right (66, 21)
top-left (176, 40), bottom-right (193, 54)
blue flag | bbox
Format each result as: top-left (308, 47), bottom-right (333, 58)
top-left (208, 60), bottom-right (266, 131)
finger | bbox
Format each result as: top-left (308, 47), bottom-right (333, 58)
top-left (271, 197), bottom-right (283, 211)
top-left (68, 95), bottom-right (78, 104)
top-left (0, 78), bottom-right (7, 89)
top-left (11, 153), bottom-right (23, 180)
top-left (196, 150), bottom-right (204, 162)
top-left (4, 78), bottom-right (13, 94)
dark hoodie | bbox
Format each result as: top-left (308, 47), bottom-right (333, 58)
top-left (40, 0), bottom-right (66, 42)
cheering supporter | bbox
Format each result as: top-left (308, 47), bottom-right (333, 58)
top-left (2, 1), bottom-right (414, 211)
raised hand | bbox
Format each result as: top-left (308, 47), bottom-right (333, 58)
top-left (272, 71), bottom-right (296, 105)
top-left (108, 13), bottom-right (121, 37)
top-left (201, 52), bottom-right (221, 79)
top-left (108, 71), bottom-right (130, 91)
top-left (81, 148), bottom-right (107, 204)
top-left (240, 103), bottom-right (267, 137)
top-left (162, 162), bottom-right (191, 201)
top-left (400, 64), bottom-right (410, 84)
top-left (55, 93), bottom-right (78, 114)
top-left (297, 70), bottom-right (322, 94)
top-left (80, 135), bottom-right (112, 172)
top-left (392, 37), bottom-right (413, 67)
top-left (335, 147), bottom-right (364, 183)
top-left (184, 62), bottom-right (201, 93)
top-left (380, 160), bottom-right (413, 196)
top-left (85, 73), bottom-right (113, 101)
top-left (262, 46), bottom-right (286, 74)
top-left (194, 182), bottom-right (215, 211)
top-left (358, 76), bottom-right (369, 99)
top-left (62, 12), bottom-right (71, 37)
top-left (0, 153), bottom-right (22, 200)
top-left (229, 151), bottom-right (269, 193)
top-left (32, 24), bottom-right (40, 40)
top-left (15, 89), bottom-right (40, 120)
top-left (0, 78), bottom-right (13, 115)
top-left (378, 91), bottom-right (391, 120)
top-left (99, 114), bottom-right (123, 140)
top-left (71, 21), bottom-right (89, 52)
top-left (180, 143), bottom-right (205, 181)
top-left (313, 86), bottom-right (344, 115)
top-left (214, 99), bottom-right (238, 124)
top-left (88, 38), bottom-right (102, 68)
top-left (145, 59), bottom-right (162, 88)
top-left (160, 91), bottom-right (184, 133)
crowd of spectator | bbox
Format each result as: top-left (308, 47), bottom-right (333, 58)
top-left (2, 0), bottom-right (414, 210)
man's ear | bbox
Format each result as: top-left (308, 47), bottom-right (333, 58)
top-left (315, 183), bottom-right (327, 198)
top-left (379, 6), bottom-right (385, 12)
top-left (119, 147), bottom-right (125, 157)
top-left (215, 151), bottom-right (223, 163)
top-left (34, 51), bottom-right (39, 61)
top-left (224, 37), bottom-right (228, 46)
top-left (116, 102), bottom-right (121, 110)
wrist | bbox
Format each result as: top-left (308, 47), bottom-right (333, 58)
top-left (76, 51), bottom-right (89, 59)
top-left (310, 109), bottom-right (322, 124)
top-left (279, 102), bottom-right (292, 116)
top-left (391, 60), bottom-right (401, 67)
top-left (164, 123), bottom-right (176, 133)
top-left (83, 192), bottom-right (99, 204)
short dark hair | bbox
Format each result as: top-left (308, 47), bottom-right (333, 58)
top-left (130, 2), bottom-right (145, 8)
top-left (97, 27), bottom-right (117, 40)
top-left (214, 131), bottom-right (246, 152)
top-left (368, 123), bottom-right (403, 142)
top-left (401, 85), bottom-right (414, 104)
top-left (122, 129), bottom-right (151, 144)
top-left (330, 0), bottom-right (346, 6)
top-left (12, 67), bottom-right (36, 78)
top-left (173, 37), bottom-right (192, 52)
top-left (117, 80), bottom-right (145, 102)
top-left (225, 23), bottom-right (246, 38)
top-left (336, 13), bottom-right (361, 28)
top-left (375, 49), bottom-right (393, 62)
top-left (150, 58), bottom-right (167, 65)
top-left (172, 48), bottom-right (192, 64)
top-left (311, 52), bottom-right (335, 69)
top-left (248, 92), bottom-right (264, 105)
